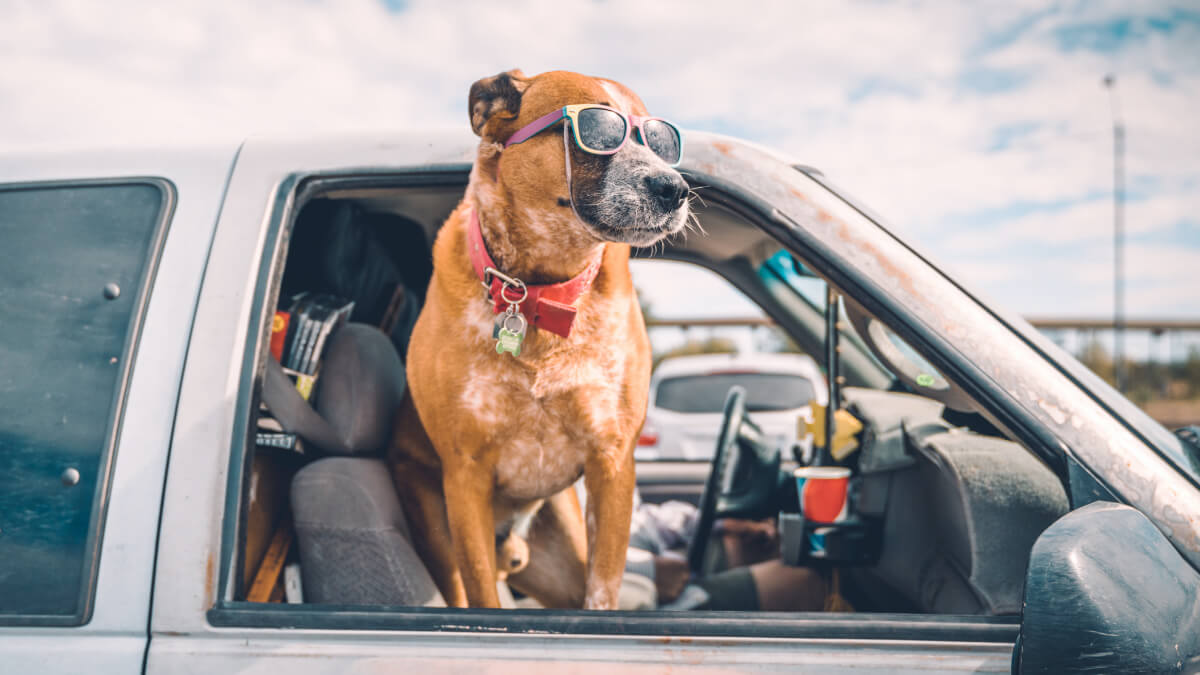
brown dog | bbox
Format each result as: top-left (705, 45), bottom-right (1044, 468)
top-left (388, 69), bottom-right (690, 609)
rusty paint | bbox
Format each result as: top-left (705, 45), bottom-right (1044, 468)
top-left (836, 220), bottom-right (919, 297)
top-left (1036, 398), bottom-right (1068, 426)
top-left (783, 170), bottom-right (927, 300)
top-left (870, 252), bottom-right (918, 297)
top-left (204, 551), bottom-right (215, 600)
top-left (711, 140), bottom-right (734, 156)
top-left (678, 647), bottom-right (707, 667)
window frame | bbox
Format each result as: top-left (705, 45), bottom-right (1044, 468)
top-left (213, 169), bottom-right (472, 607)
top-left (0, 177), bottom-right (176, 627)
top-left (205, 168), bottom-right (1025, 645)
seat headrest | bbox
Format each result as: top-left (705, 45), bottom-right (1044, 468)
top-left (263, 323), bottom-right (405, 456)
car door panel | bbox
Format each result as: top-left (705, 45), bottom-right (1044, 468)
top-left (0, 149), bottom-right (235, 673)
top-left (149, 630), bottom-right (1013, 674)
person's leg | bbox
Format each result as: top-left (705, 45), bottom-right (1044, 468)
top-left (651, 551), bottom-right (689, 604)
top-left (746, 560), bottom-right (826, 611)
top-left (694, 565), bottom-right (759, 611)
top-left (695, 560), bottom-right (826, 611)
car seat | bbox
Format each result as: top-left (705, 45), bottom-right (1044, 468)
top-left (264, 322), bottom-right (444, 606)
top-left (280, 200), bottom-right (429, 361)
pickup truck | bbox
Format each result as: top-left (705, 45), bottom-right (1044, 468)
top-left (2, 132), bottom-right (1198, 673)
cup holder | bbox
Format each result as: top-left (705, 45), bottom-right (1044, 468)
top-left (780, 512), bottom-right (881, 566)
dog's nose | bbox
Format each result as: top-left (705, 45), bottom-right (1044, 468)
top-left (645, 172), bottom-right (688, 211)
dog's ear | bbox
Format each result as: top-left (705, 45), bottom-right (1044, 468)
top-left (469, 69), bottom-right (530, 139)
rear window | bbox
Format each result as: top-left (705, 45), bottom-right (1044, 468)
top-left (655, 372), bottom-right (816, 413)
top-left (0, 180), bottom-right (171, 624)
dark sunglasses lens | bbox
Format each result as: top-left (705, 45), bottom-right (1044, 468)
top-left (576, 107), bottom-right (627, 153)
top-left (641, 120), bottom-right (682, 164)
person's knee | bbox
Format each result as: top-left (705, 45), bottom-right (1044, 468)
top-left (747, 559), bottom-right (826, 611)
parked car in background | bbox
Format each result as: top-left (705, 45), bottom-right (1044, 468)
top-left (637, 352), bottom-right (827, 461)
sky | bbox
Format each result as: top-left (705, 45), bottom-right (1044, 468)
top-left (3, 0), bottom-right (1199, 325)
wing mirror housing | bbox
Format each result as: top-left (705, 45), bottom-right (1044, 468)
top-left (1016, 501), bottom-right (1200, 673)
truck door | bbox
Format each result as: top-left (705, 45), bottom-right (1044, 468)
top-left (0, 149), bottom-right (236, 674)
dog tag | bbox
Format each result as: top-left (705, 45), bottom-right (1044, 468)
top-left (494, 310), bottom-right (527, 357)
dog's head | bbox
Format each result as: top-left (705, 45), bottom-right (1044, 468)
top-left (469, 69), bottom-right (690, 248)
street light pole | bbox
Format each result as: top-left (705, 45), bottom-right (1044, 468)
top-left (1104, 74), bottom-right (1126, 393)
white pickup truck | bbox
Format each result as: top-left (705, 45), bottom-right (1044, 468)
top-left (2, 132), bottom-right (1198, 674)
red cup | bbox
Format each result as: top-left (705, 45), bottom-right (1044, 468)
top-left (793, 466), bottom-right (851, 523)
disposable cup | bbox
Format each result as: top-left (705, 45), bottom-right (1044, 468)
top-left (793, 466), bottom-right (851, 524)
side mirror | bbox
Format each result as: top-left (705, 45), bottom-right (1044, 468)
top-left (1016, 501), bottom-right (1200, 673)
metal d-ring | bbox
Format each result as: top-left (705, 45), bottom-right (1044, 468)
top-left (501, 279), bottom-right (528, 306)
top-left (483, 267), bottom-right (528, 304)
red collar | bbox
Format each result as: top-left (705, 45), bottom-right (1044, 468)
top-left (467, 208), bottom-right (602, 338)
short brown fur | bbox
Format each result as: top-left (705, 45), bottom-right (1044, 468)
top-left (388, 70), bottom-right (662, 609)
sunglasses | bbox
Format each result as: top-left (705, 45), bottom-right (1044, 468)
top-left (505, 104), bottom-right (684, 166)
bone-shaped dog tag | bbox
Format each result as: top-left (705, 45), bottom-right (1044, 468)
top-left (494, 310), bottom-right (527, 357)
top-left (496, 328), bottom-right (523, 356)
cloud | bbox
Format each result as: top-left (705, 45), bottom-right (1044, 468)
top-left (941, 239), bottom-right (1200, 317)
top-left (1, 0), bottom-right (1196, 319)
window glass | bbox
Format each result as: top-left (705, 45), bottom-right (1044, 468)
top-left (630, 258), bottom-right (789, 356)
top-left (0, 182), bottom-right (167, 622)
top-left (760, 249), bottom-right (892, 383)
top-left (631, 258), bottom-right (762, 319)
top-left (656, 373), bottom-right (817, 413)
top-left (761, 249), bottom-right (826, 308)
top-left (632, 258), bottom-right (824, 462)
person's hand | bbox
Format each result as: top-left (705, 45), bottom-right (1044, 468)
top-left (714, 517), bottom-right (779, 567)
top-left (714, 517), bottom-right (777, 541)
top-left (653, 551), bottom-right (690, 603)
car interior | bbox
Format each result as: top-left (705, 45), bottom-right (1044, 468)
top-left (235, 174), bottom-right (1070, 618)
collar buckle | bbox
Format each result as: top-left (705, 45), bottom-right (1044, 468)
top-left (482, 266), bottom-right (529, 306)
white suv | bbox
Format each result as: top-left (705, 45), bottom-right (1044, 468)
top-left (638, 352), bottom-right (828, 461)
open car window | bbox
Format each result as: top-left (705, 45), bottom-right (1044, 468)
top-left (201, 133), bottom-right (1200, 668)
top-left (631, 258), bottom-right (827, 461)
top-left (207, 165), bottom-right (1067, 641)
top-left (760, 249), bottom-right (972, 413)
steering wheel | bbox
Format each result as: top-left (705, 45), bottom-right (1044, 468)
top-left (687, 387), bottom-right (782, 576)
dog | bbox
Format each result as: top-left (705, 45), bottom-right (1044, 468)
top-left (387, 69), bottom-right (690, 609)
